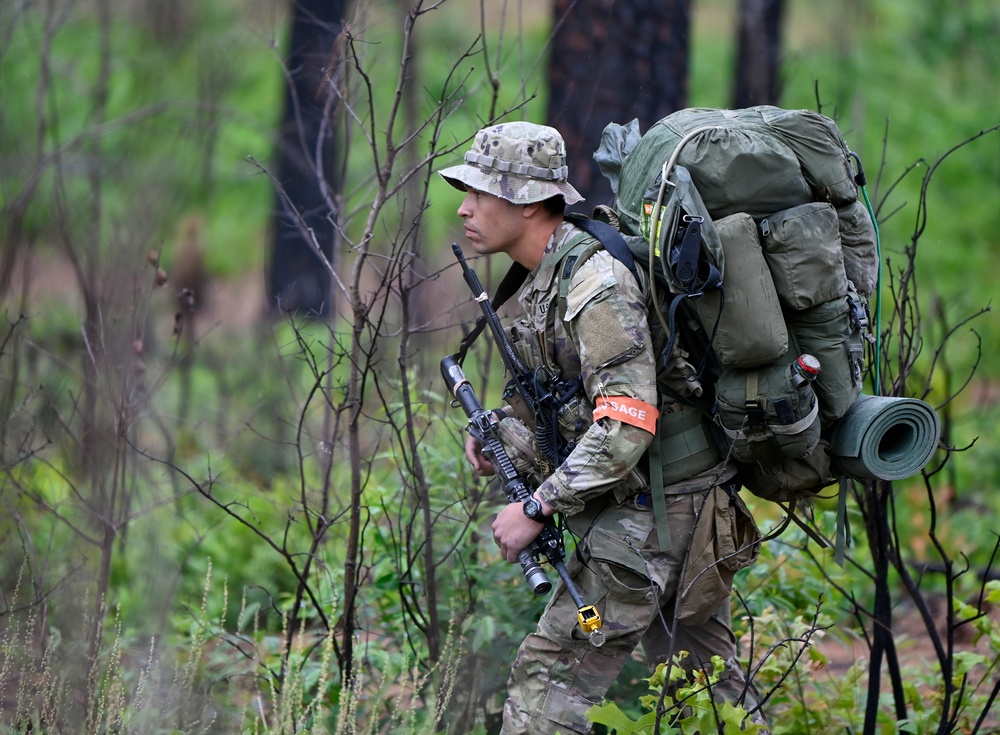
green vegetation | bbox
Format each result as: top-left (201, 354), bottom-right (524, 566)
top-left (1, 0), bottom-right (998, 733)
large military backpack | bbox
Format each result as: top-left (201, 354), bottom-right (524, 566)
top-left (591, 106), bottom-right (880, 503)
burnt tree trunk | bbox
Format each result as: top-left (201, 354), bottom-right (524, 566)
top-left (547, 0), bottom-right (691, 211)
top-left (733, 0), bottom-right (785, 108)
top-left (267, 0), bottom-right (345, 316)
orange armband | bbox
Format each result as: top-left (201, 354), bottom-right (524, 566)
top-left (592, 396), bottom-right (658, 434)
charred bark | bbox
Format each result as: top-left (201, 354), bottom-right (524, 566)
top-left (547, 0), bottom-right (690, 211)
top-left (733, 0), bottom-right (785, 108)
top-left (267, 0), bottom-right (346, 316)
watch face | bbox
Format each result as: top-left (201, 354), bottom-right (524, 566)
top-left (523, 498), bottom-right (542, 520)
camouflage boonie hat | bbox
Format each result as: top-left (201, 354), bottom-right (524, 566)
top-left (439, 121), bottom-right (584, 205)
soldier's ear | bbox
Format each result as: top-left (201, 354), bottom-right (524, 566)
top-left (520, 201), bottom-right (542, 219)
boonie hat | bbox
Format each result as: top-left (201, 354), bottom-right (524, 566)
top-left (439, 121), bottom-right (584, 205)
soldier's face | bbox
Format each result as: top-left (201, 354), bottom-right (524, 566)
top-left (457, 187), bottom-right (524, 257)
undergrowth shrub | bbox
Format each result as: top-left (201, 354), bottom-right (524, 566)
top-left (587, 653), bottom-right (764, 735)
top-left (0, 562), bottom-right (474, 734)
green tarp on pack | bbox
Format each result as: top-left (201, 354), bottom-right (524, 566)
top-left (614, 106), bottom-right (858, 231)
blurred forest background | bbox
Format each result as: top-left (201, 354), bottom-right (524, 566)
top-left (1, 0), bottom-right (999, 733)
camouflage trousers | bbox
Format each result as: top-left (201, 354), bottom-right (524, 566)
top-left (500, 491), bottom-right (769, 735)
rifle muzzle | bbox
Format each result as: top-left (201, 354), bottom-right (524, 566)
top-left (518, 549), bottom-right (552, 595)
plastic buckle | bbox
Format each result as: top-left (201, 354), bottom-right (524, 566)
top-left (744, 400), bottom-right (766, 427)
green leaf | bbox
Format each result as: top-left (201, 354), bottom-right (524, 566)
top-left (953, 650), bottom-right (990, 682)
top-left (717, 701), bottom-right (759, 735)
top-left (983, 580), bottom-right (1000, 605)
top-left (585, 701), bottom-right (643, 734)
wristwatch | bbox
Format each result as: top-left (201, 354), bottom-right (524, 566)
top-left (522, 497), bottom-right (545, 521)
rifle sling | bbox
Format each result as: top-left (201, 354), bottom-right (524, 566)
top-left (455, 261), bottom-right (530, 365)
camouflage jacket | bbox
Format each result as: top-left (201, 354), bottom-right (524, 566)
top-left (504, 221), bottom-right (658, 516)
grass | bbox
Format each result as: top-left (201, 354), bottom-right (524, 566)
top-left (0, 562), bottom-right (469, 734)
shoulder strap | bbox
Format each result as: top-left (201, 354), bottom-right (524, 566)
top-left (564, 213), bottom-right (639, 285)
top-left (557, 216), bottom-right (673, 553)
top-left (554, 237), bottom-right (605, 305)
top-left (556, 214), bottom-right (643, 310)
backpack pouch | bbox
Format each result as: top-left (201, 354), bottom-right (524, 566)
top-left (837, 200), bottom-right (879, 297)
top-left (695, 212), bottom-right (787, 368)
top-left (714, 359), bottom-right (822, 464)
top-left (787, 293), bottom-right (866, 425)
top-left (760, 201), bottom-right (849, 310)
top-left (657, 402), bottom-right (723, 485)
top-left (738, 438), bottom-right (835, 502)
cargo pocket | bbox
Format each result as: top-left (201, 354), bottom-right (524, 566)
top-left (586, 525), bottom-right (659, 606)
top-left (678, 485), bottom-right (761, 624)
top-left (578, 518), bottom-right (674, 643)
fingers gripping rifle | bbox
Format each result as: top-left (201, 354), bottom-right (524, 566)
top-left (441, 355), bottom-right (605, 647)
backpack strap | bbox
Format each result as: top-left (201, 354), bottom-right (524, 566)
top-left (557, 216), bottom-right (673, 552)
top-left (554, 237), bottom-right (608, 305)
top-left (564, 213), bottom-right (639, 285)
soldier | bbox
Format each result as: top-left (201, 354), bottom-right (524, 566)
top-left (440, 121), bottom-right (768, 735)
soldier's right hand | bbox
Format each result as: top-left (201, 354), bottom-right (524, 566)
top-left (465, 434), bottom-right (496, 477)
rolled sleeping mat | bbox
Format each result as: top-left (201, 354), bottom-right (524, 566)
top-left (831, 394), bottom-right (941, 481)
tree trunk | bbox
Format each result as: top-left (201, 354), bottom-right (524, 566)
top-left (547, 0), bottom-right (691, 211)
top-left (267, 0), bottom-right (345, 316)
top-left (732, 0), bottom-right (785, 108)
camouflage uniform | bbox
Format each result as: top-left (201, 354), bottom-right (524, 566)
top-left (441, 123), bottom-right (769, 735)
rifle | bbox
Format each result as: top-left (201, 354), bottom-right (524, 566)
top-left (440, 354), bottom-right (604, 647)
top-left (449, 243), bottom-right (581, 468)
